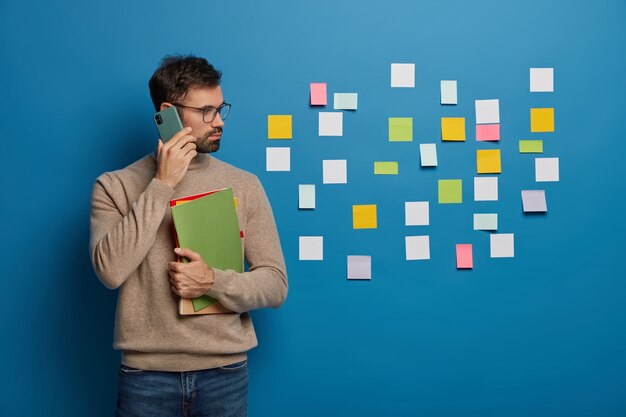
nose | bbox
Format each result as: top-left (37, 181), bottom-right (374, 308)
top-left (211, 112), bottom-right (225, 128)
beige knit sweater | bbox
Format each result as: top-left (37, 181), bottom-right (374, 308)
top-left (89, 152), bottom-right (288, 371)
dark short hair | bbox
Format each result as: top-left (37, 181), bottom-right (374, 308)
top-left (149, 55), bottom-right (222, 111)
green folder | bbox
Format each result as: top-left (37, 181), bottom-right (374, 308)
top-left (171, 188), bottom-right (243, 311)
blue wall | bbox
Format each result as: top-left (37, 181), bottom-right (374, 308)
top-left (2, 1), bottom-right (625, 415)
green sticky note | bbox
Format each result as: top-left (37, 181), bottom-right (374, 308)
top-left (438, 179), bottom-right (462, 204)
top-left (519, 140), bottom-right (543, 153)
top-left (374, 162), bottom-right (398, 175)
top-left (334, 93), bottom-right (358, 110)
top-left (389, 117), bottom-right (413, 142)
top-left (474, 213), bottom-right (498, 230)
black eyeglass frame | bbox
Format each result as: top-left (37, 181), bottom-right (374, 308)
top-left (171, 102), bottom-right (231, 123)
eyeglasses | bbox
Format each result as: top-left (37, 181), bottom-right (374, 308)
top-left (172, 102), bottom-right (231, 123)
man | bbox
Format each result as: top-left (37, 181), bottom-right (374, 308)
top-left (89, 55), bottom-right (288, 417)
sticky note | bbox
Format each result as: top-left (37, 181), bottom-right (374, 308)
top-left (530, 68), bottom-right (554, 92)
top-left (299, 236), bottom-right (323, 260)
top-left (531, 108), bottom-right (555, 132)
top-left (298, 184), bottom-right (315, 209)
top-left (535, 157), bottom-right (559, 182)
top-left (438, 179), bottom-right (462, 204)
top-left (405, 201), bottom-right (429, 226)
top-left (519, 140), bottom-right (543, 153)
top-left (389, 118), bottom-right (413, 141)
top-left (474, 177), bottom-right (498, 201)
top-left (406, 235), bottom-right (430, 260)
top-left (334, 93), bottom-right (358, 110)
top-left (266, 147), bottom-right (290, 171)
top-left (319, 112), bottom-right (343, 136)
top-left (456, 244), bottom-right (473, 269)
top-left (522, 190), bottom-right (547, 212)
top-left (476, 150), bottom-right (501, 174)
top-left (353, 205), bottom-right (377, 229)
top-left (476, 124), bottom-right (500, 141)
top-left (310, 83), bottom-right (327, 106)
top-left (490, 233), bottom-right (514, 258)
top-left (347, 256), bottom-right (371, 280)
top-left (391, 63), bottom-right (415, 88)
top-left (322, 159), bottom-right (347, 184)
top-left (420, 143), bottom-right (438, 166)
top-left (441, 117), bottom-right (466, 141)
top-left (374, 162), bottom-right (398, 175)
top-left (473, 213), bottom-right (498, 230)
top-left (475, 99), bottom-right (500, 124)
top-left (441, 80), bottom-right (457, 104)
top-left (267, 115), bottom-right (292, 139)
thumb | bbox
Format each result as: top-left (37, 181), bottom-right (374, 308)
top-left (175, 247), bottom-right (202, 262)
top-left (157, 138), bottom-right (163, 155)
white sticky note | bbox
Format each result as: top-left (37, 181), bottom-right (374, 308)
top-left (530, 68), bottom-right (554, 92)
top-left (474, 177), bottom-right (498, 201)
top-left (347, 256), bottom-right (371, 280)
top-left (391, 63), bottom-right (415, 88)
top-left (522, 190), bottom-right (547, 212)
top-left (323, 159), bottom-right (347, 184)
top-left (299, 184), bottom-right (315, 209)
top-left (535, 157), bottom-right (559, 182)
top-left (266, 147), bottom-right (290, 172)
top-left (475, 99), bottom-right (500, 124)
top-left (405, 235), bottom-right (430, 260)
top-left (334, 93), bottom-right (358, 110)
top-left (405, 202), bottom-right (429, 226)
top-left (299, 236), bottom-right (323, 260)
top-left (440, 80), bottom-right (457, 104)
top-left (490, 233), bottom-right (514, 258)
top-left (474, 213), bottom-right (498, 230)
top-left (319, 112), bottom-right (343, 136)
top-left (420, 143), bottom-right (438, 167)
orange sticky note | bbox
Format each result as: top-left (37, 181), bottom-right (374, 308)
top-left (441, 117), bottom-right (466, 141)
top-left (310, 83), bottom-right (327, 106)
top-left (476, 149), bottom-right (501, 174)
top-left (530, 108), bottom-right (554, 132)
top-left (456, 244), bottom-right (473, 269)
top-left (353, 205), bottom-right (377, 229)
top-left (268, 115), bottom-right (292, 139)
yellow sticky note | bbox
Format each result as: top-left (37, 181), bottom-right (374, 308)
top-left (441, 117), bottom-right (466, 141)
top-left (268, 115), bottom-right (292, 139)
top-left (353, 205), bottom-right (377, 229)
top-left (530, 108), bottom-right (554, 132)
top-left (476, 150), bottom-right (502, 174)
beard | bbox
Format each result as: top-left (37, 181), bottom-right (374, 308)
top-left (196, 127), bottom-right (222, 153)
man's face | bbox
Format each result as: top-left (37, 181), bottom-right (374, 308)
top-left (177, 85), bottom-right (225, 154)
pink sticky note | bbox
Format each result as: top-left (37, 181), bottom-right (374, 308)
top-left (310, 83), bottom-right (327, 106)
top-left (476, 124), bottom-right (500, 141)
top-left (456, 244), bottom-right (473, 269)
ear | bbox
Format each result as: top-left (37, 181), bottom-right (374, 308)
top-left (159, 102), bottom-right (174, 111)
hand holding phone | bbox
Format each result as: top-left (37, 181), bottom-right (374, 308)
top-left (153, 107), bottom-right (197, 189)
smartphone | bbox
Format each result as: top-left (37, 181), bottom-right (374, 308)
top-left (154, 106), bottom-right (184, 143)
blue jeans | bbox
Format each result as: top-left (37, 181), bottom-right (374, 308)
top-left (115, 360), bottom-right (248, 417)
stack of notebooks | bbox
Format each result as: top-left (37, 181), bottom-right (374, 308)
top-left (170, 188), bottom-right (243, 315)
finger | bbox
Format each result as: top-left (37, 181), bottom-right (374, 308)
top-left (168, 261), bottom-right (182, 272)
top-left (165, 126), bottom-right (193, 148)
top-left (181, 141), bottom-right (197, 154)
top-left (175, 247), bottom-right (202, 262)
top-left (171, 285), bottom-right (181, 296)
top-left (157, 138), bottom-right (163, 155)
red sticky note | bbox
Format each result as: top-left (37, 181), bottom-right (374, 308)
top-left (310, 83), bottom-right (327, 106)
top-left (476, 124), bottom-right (500, 141)
top-left (456, 244), bottom-right (473, 269)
